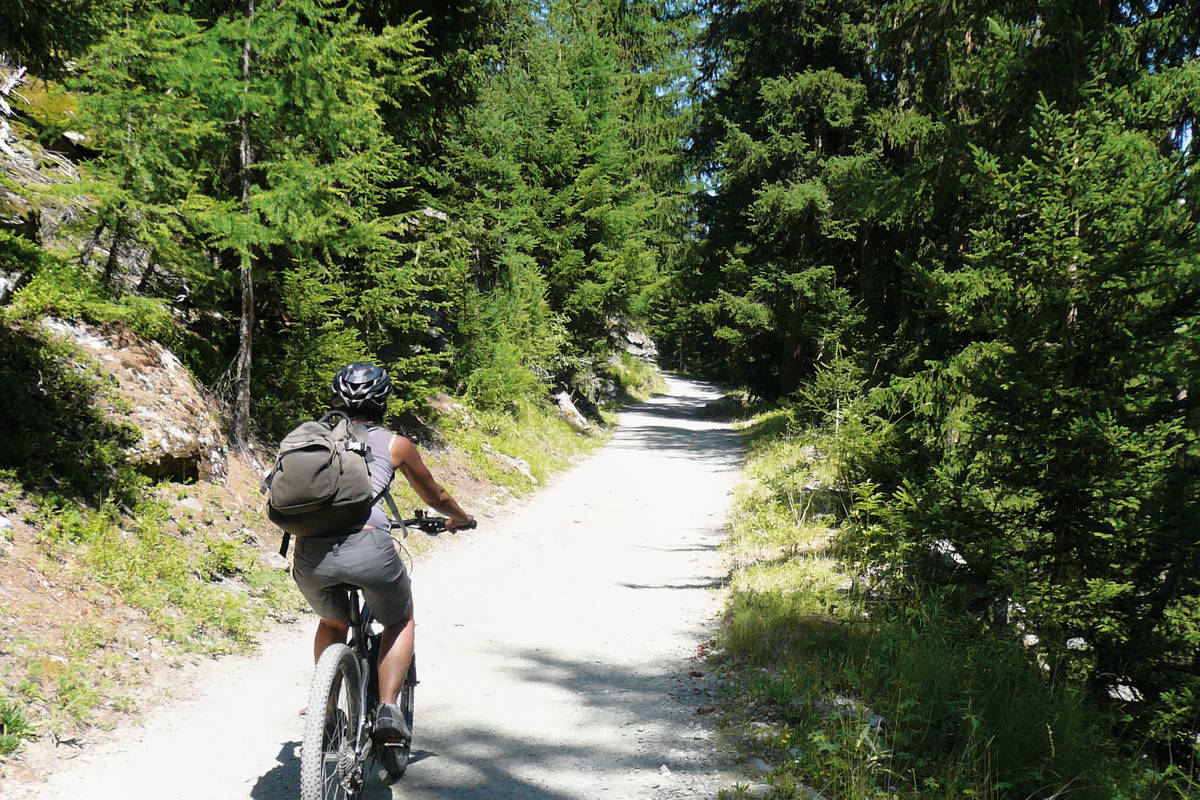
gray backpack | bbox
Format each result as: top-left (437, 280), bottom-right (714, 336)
top-left (263, 411), bottom-right (398, 554)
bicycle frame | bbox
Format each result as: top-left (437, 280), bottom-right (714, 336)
top-left (343, 588), bottom-right (378, 773)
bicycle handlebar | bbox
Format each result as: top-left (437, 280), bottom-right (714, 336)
top-left (399, 509), bottom-right (477, 535)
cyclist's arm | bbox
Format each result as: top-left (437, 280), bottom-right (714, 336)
top-left (390, 435), bottom-right (474, 529)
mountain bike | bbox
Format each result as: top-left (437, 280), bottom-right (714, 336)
top-left (299, 511), bottom-right (475, 800)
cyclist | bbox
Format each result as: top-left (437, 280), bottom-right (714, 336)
top-left (291, 361), bottom-right (474, 745)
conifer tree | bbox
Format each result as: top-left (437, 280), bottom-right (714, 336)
top-left (0, 0), bottom-right (129, 74)
top-left (74, 0), bottom-right (429, 436)
top-left (390, 0), bottom-right (687, 409)
top-left (677, 0), bottom-right (1200, 754)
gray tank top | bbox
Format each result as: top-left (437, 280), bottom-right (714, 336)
top-left (363, 425), bottom-right (396, 531)
top-left (336, 424), bottom-right (395, 535)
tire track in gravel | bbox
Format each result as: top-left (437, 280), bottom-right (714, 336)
top-left (11, 376), bottom-right (742, 800)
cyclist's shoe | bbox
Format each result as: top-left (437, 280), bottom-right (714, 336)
top-left (373, 702), bottom-right (411, 744)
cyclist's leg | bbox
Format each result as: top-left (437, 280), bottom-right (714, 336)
top-left (293, 536), bottom-right (353, 665)
top-left (355, 528), bottom-right (414, 704)
top-left (314, 617), bottom-right (350, 663)
top-left (377, 612), bottom-right (414, 704)
top-left (377, 625), bottom-right (415, 780)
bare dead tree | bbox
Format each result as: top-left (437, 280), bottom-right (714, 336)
top-left (231, 0), bottom-right (256, 448)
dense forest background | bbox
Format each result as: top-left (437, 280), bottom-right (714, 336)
top-left (1, 0), bottom-right (1197, 796)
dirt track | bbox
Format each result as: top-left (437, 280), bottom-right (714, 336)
top-left (11, 376), bottom-right (743, 799)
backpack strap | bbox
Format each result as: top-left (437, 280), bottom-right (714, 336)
top-left (380, 488), bottom-right (402, 528)
top-left (359, 424), bottom-right (401, 528)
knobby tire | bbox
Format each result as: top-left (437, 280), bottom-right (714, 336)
top-left (301, 644), bottom-right (362, 800)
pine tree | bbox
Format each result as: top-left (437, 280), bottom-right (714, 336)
top-left (74, 0), bottom-right (430, 436)
top-left (677, 0), bottom-right (1200, 756)
top-left (0, 0), bottom-right (129, 74)
top-left (388, 0), bottom-right (687, 409)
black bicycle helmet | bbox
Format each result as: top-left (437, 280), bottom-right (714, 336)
top-left (331, 362), bottom-right (392, 413)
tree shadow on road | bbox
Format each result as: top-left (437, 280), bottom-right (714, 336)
top-left (245, 650), bottom-right (721, 800)
top-left (619, 578), bottom-right (728, 590)
top-left (358, 645), bottom-right (718, 799)
top-left (610, 423), bottom-right (744, 468)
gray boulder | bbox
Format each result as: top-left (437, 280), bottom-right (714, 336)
top-left (40, 317), bottom-right (228, 482)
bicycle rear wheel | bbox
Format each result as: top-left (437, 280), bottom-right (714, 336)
top-left (301, 644), bottom-right (363, 800)
top-left (378, 653), bottom-right (416, 780)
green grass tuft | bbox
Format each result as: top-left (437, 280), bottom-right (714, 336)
top-left (0, 695), bottom-right (35, 757)
top-left (602, 353), bottom-right (669, 403)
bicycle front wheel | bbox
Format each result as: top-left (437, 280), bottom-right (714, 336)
top-left (378, 653), bottom-right (416, 780)
top-left (301, 644), bottom-right (363, 800)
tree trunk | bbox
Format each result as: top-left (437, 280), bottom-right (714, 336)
top-left (779, 309), bottom-right (804, 396)
top-left (232, 0), bottom-right (256, 448)
top-left (103, 215), bottom-right (129, 288)
top-left (78, 220), bottom-right (107, 266)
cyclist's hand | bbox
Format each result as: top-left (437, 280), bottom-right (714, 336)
top-left (445, 515), bottom-right (475, 531)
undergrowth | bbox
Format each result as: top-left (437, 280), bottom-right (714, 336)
top-left (716, 410), bottom-right (1199, 800)
top-left (2, 231), bottom-right (180, 347)
top-left (602, 352), bottom-right (669, 404)
top-left (0, 307), bottom-right (303, 751)
top-left (0, 696), bottom-right (34, 757)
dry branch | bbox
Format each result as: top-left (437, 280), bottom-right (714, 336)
top-left (0, 118), bottom-right (16, 159)
top-left (0, 63), bottom-right (28, 158)
top-left (0, 64), bottom-right (28, 118)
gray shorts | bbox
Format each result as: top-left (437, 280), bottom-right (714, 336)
top-left (292, 528), bottom-right (413, 626)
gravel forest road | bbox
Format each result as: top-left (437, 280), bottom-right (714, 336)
top-left (13, 376), bottom-right (743, 800)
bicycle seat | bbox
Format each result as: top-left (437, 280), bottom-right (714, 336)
top-left (328, 582), bottom-right (364, 594)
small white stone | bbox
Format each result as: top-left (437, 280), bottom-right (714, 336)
top-left (1109, 683), bottom-right (1144, 703)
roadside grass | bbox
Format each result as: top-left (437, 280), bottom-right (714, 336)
top-left (0, 696), bottom-right (34, 757)
top-left (460, 396), bottom-right (598, 485)
top-left (389, 394), bottom-right (603, 564)
top-left (0, 322), bottom-right (304, 753)
top-left (2, 483), bottom-right (305, 744)
top-left (603, 352), bottom-right (669, 404)
top-left (32, 485), bottom-right (301, 655)
top-left (715, 413), bottom-right (1197, 800)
